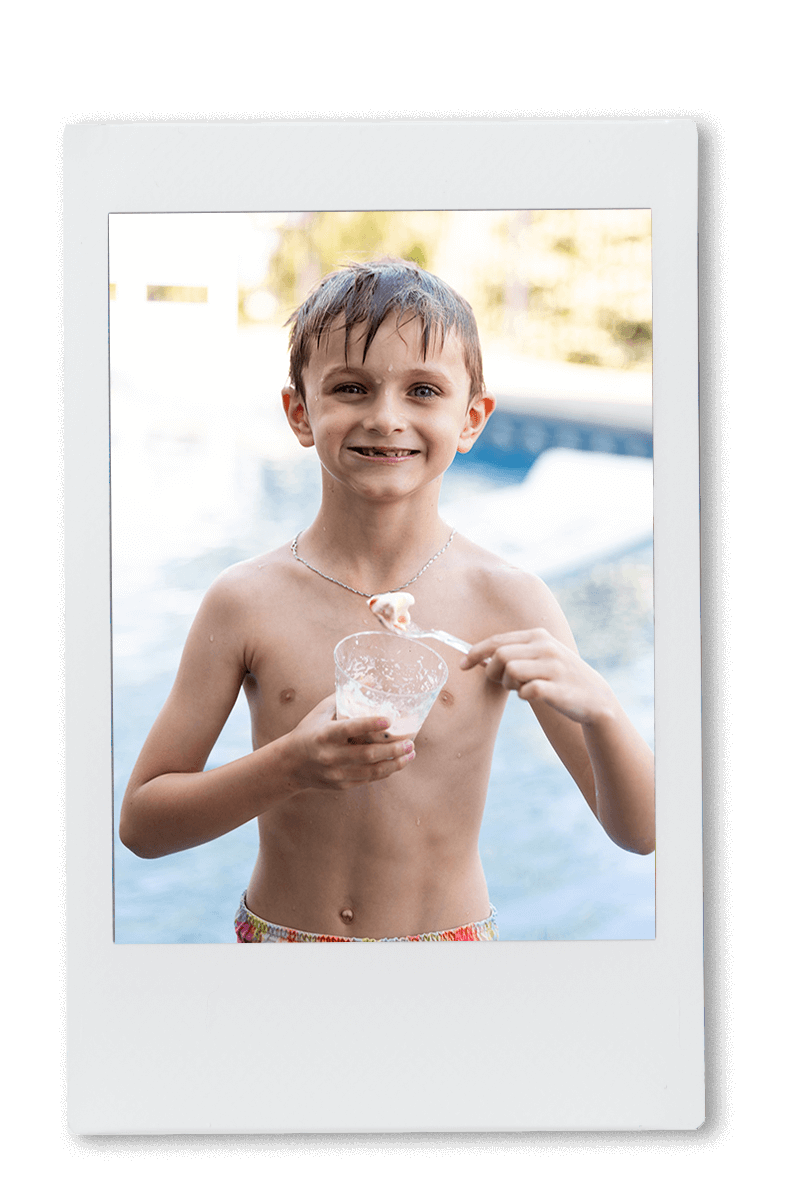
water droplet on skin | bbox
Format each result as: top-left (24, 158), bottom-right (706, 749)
top-left (209, 635), bottom-right (214, 642)
top-left (416, 818), bottom-right (420, 825)
top-left (456, 752), bottom-right (462, 758)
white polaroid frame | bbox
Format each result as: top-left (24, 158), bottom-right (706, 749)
top-left (65, 120), bottom-right (701, 1133)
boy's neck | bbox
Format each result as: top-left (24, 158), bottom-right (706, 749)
top-left (297, 493), bottom-right (454, 597)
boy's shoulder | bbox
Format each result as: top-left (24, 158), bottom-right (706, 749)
top-left (200, 542), bottom-right (301, 608)
top-left (453, 530), bottom-right (546, 589)
top-left (450, 533), bottom-right (559, 628)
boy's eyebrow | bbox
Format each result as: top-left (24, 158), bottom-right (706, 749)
top-left (321, 362), bottom-right (458, 385)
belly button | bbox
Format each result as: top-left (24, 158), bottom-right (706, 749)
top-left (340, 908), bottom-right (354, 923)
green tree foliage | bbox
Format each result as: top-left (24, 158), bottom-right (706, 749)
top-left (266, 211), bottom-right (446, 319)
top-left (478, 210), bottom-right (653, 370)
top-left (254, 209), bottom-right (652, 371)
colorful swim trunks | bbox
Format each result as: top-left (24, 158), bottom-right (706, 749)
top-left (235, 892), bottom-right (499, 942)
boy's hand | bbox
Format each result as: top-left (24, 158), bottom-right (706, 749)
top-left (460, 629), bottom-right (618, 726)
top-left (284, 696), bottom-right (415, 792)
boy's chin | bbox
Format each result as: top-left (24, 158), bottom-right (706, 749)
top-left (327, 469), bottom-right (443, 501)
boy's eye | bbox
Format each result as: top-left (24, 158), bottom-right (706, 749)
top-left (331, 381), bottom-right (439, 398)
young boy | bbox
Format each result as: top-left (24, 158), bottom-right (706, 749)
top-left (119, 258), bottom-right (655, 943)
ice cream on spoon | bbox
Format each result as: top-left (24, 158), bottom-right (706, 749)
top-left (368, 591), bottom-right (472, 656)
top-left (367, 591), bottom-right (415, 633)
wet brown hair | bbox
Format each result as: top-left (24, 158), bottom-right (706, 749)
top-left (286, 258), bottom-right (485, 400)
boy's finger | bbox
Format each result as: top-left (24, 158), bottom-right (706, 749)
top-left (347, 743), bottom-right (416, 780)
top-left (370, 739), bottom-right (414, 762)
top-left (459, 636), bottom-right (514, 670)
top-left (347, 729), bottom-right (402, 745)
top-left (461, 629), bottom-right (550, 670)
top-left (333, 714), bottom-right (408, 742)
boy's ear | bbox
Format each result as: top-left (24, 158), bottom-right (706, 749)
top-left (282, 386), bottom-right (314, 447)
top-left (457, 393), bottom-right (496, 454)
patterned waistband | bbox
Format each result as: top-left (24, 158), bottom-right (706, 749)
top-left (235, 893), bottom-right (499, 942)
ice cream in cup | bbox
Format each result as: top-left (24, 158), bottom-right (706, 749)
top-left (334, 631), bottom-right (449, 739)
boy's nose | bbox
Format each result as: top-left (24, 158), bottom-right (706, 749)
top-left (362, 391), bottom-right (406, 435)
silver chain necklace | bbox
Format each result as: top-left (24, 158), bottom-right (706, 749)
top-left (290, 528), bottom-right (456, 599)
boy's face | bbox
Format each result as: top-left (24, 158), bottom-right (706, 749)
top-left (282, 314), bottom-right (494, 503)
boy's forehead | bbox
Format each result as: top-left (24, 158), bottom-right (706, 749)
top-left (304, 313), bottom-right (467, 375)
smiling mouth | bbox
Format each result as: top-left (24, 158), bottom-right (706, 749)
top-left (350, 446), bottom-right (419, 458)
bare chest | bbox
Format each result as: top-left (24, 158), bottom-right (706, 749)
top-left (239, 585), bottom-right (502, 750)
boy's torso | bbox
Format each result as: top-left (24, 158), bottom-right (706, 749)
top-left (226, 538), bottom-right (531, 938)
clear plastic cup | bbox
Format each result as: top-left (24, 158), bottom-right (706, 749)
top-left (334, 631), bottom-right (449, 739)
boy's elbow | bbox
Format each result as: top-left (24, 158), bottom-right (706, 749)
top-left (624, 824), bottom-right (655, 856)
top-left (120, 834), bottom-right (157, 859)
top-left (119, 821), bottom-right (151, 859)
top-left (604, 823), bottom-right (655, 857)
top-left (119, 800), bottom-right (159, 859)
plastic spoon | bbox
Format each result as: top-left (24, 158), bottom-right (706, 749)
top-left (368, 592), bottom-right (472, 656)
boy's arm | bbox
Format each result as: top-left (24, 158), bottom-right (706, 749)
top-left (119, 574), bottom-right (414, 859)
top-left (461, 576), bottom-right (655, 856)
